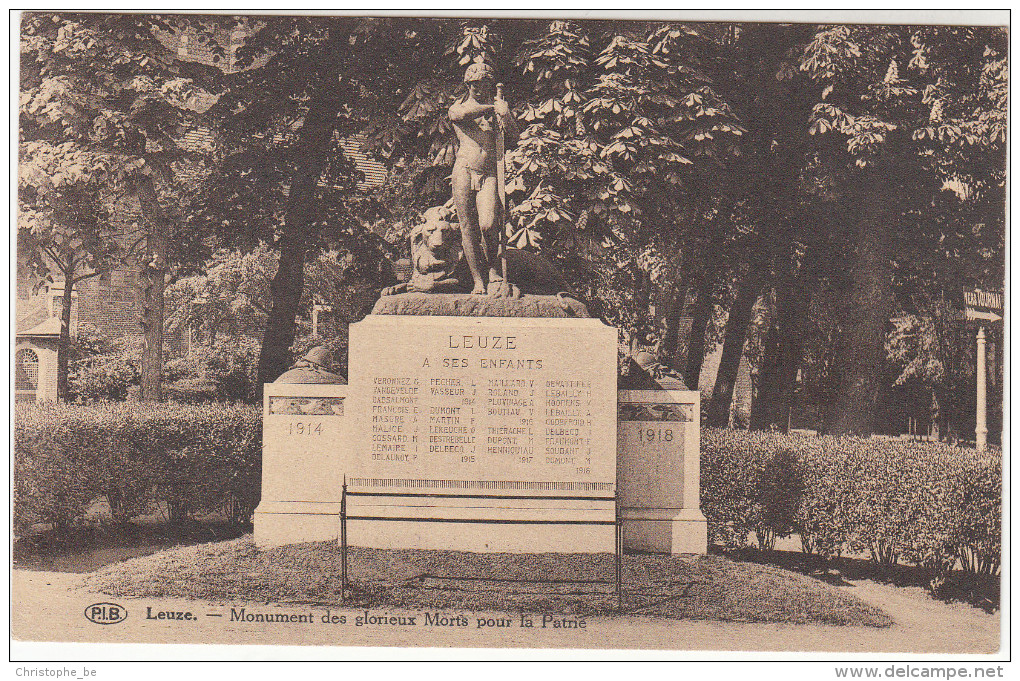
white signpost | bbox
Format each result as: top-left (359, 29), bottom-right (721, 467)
top-left (964, 289), bottom-right (1002, 452)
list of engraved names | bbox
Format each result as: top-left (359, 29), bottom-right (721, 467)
top-left (369, 335), bottom-right (593, 475)
top-left (350, 318), bottom-right (615, 485)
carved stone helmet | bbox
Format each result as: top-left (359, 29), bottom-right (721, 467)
top-left (302, 346), bottom-right (333, 369)
top-left (630, 350), bottom-right (688, 390)
top-left (632, 351), bottom-right (662, 375)
top-left (464, 62), bottom-right (495, 83)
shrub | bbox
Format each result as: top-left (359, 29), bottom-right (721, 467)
top-left (204, 340), bottom-right (259, 402)
top-left (163, 377), bottom-right (221, 404)
top-left (701, 428), bottom-right (1001, 585)
top-left (14, 402), bottom-right (261, 535)
top-left (753, 448), bottom-right (804, 551)
top-left (795, 447), bottom-right (854, 558)
top-left (700, 429), bottom-right (762, 549)
top-left (701, 432), bottom-right (804, 551)
top-left (163, 337), bottom-right (260, 403)
top-left (13, 414), bottom-right (100, 535)
top-left (951, 448), bottom-right (1002, 577)
top-left (163, 354), bottom-right (201, 384)
top-left (68, 339), bottom-right (141, 403)
top-left (66, 324), bottom-right (118, 363)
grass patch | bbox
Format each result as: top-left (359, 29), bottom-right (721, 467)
top-left (725, 547), bottom-right (1000, 614)
top-left (14, 520), bottom-right (248, 574)
top-left (84, 535), bottom-right (891, 626)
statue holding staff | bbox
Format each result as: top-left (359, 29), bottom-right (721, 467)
top-left (448, 62), bottom-right (520, 296)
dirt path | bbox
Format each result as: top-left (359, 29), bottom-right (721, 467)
top-left (11, 570), bottom-right (1001, 655)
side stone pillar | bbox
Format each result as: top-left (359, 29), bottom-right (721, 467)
top-left (617, 389), bottom-right (707, 554)
top-left (254, 383), bottom-right (349, 547)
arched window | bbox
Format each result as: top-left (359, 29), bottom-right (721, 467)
top-left (15, 348), bottom-right (40, 398)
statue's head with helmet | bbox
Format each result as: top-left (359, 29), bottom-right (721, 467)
top-left (463, 61), bottom-right (494, 83)
top-left (462, 61), bottom-right (495, 101)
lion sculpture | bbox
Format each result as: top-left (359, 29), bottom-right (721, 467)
top-left (381, 206), bottom-right (572, 298)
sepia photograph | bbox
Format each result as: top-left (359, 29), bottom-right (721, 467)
top-left (11, 9), bottom-right (1007, 670)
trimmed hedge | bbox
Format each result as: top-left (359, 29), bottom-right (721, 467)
top-left (14, 402), bottom-right (260, 535)
top-left (14, 402), bottom-right (1000, 588)
top-left (702, 428), bottom-right (1002, 581)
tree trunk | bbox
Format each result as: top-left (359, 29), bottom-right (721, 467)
top-left (829, 188), bottom-right (892, 436)
top-left (56, 273), bottom-right (74, 401)
top-left (681, 200), bottom-right (733, 389)
top-left (750, 242), bottom-right (814, 431)
top-left (705, 263), bottom-right (766, 427)
top-left (137, 174), bottom-right (168, 402)
top-left (631, 262), bottom-right (652, 340)
top-left (751, 286), bottom-right (781, 428)
top-left (660, 280), bottom-right (688, 368)
top-left (933, 385), bottom-right (956, 443)
top-left (255, 82), bottom-right (344, 392)
top-left (683, 278), bottom-right (716, 391)
top-left (750, 290), bottom-right (804, 431)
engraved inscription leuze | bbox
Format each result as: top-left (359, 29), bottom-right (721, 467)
top-left (349, 318), bottom-right (615, 487)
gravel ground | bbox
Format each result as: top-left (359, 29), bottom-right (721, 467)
top-left (82, 535), bottom-right (891, 625)
top-left (12, 569), bottom-right (1000, 654)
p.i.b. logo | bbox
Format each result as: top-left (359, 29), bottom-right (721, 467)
top-left (84, 602), bottom-right (128, 625)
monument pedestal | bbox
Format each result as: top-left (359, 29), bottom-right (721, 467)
top-left (254, 316), bottom-right (707, 556)
top-left (254, 501), bottom-right (341, 547)
top-left (371, 291), bottom-right (590, 318)
top-left (619, 508), bottom-right (708, 555)
top-left (254, 383), bottom-right (348, 548)
top-left (617, 389), bottom-right (707, 555)
top-left (343, 313), bottom-right (618, 553)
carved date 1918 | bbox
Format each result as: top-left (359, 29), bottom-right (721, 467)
top-left (637, 428), bottom-right (674, 443)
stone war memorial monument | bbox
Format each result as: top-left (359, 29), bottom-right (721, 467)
top-left (255, 62), bottom-right (706, 556)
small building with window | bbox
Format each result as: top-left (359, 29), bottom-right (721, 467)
top-left (15, 317), bottom-right (60, 403)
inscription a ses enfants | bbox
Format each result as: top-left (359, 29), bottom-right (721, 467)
top-left (422, 335), bottom-right (543, 370)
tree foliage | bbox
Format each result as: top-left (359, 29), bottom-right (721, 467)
top-left (20, 12), bottom-right (219, 400)
top-left (799, 23), bottom-right (1006, 435)
top-left (19, 15), bottom-right (1005, 438)
top-left (17, 142), bottom-right (123, 400)
top-left (186, 16), bottom-right (400, 388)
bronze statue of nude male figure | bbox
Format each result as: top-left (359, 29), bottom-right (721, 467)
top-left (448, 62), bottom-right (520, 296)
